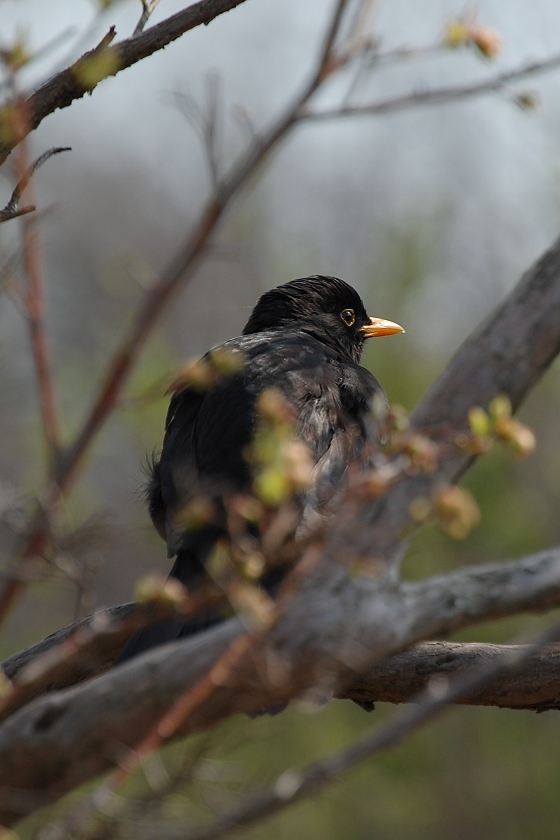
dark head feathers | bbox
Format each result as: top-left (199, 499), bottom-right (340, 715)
top-left (243, 275), bottom-right (368, 336)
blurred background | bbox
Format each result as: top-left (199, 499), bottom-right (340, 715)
top-left (3, 0), bottom-right (560, 837)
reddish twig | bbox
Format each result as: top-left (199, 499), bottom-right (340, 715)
top-left (16, 138), bottom-right (70, 461)
top-left (23, 213), bottom-right (62, 460)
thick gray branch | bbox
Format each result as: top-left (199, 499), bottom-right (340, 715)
top-left (1, 547), bottom-right (560, 824)
top-left (1, 603), bottom-right (135, 681)
top-left (340, 641), bottom-right (560, 712)
top-left (179, 630), bottom-right (560, 840)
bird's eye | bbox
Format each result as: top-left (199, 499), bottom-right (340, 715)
top-left (340, 308), bottom-right (355, 327)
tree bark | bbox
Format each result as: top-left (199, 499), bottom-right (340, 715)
top-left (339, 640), bottom-right (560, 712)
top-left (1, 547), bottom-right (560, 823)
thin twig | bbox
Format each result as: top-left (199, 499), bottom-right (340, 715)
top-left (134, 0), bottom-right (164, 37)
top-left (0, 146), bottom-right (70, 224)
top-left (173, 72), bottom-right (223, 191)
top-left (203, 71), bottom-right (222, 190)
top-left (304, 52), bottom-right (560, 120)
top-left (314, 0), bottom-right (350, 81)
top-left (16, 142), bottom-right (70, 461)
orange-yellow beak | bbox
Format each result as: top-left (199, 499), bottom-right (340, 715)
top-left (360, 316), bottom-right (405, 338)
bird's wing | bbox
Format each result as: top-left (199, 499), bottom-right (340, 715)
top-left (295, 357), bottom-right (385, 516)
top-left (146, 381), bottom-right (207, 550)
top-left (150, 332), bottom-right (384, 554)
top-left (154, 339), bottom-right (257, 555)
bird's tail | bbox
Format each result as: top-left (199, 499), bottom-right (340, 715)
top-left (115, 534), bottom-right (224, 665)
top-left (115, 526), bottom-right (292, 666)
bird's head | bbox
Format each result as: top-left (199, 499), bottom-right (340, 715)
top-left (242, 275), bottom-right (404, 362)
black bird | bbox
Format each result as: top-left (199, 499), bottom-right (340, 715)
top-left (117, 275), bottom-right (403, 663)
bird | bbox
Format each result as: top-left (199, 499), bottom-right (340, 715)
top-left (117, 275), bottom-right (403, 663)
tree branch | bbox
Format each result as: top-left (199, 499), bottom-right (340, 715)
top-left (17, 143), bottom-right (70, 461)
top-left (304, 52), bottom-right (560, 121)
top-left (339, 640), bottom-right (560, 712)
top-left (179, 626), bottom-right (560, 840)
top-left (0, 146), bottom-right (70, 224)
top-left (0, 0), bottom-right (250, 168)
top-left (2, 546), bottom-right (560, 823)
top-left (0, 578), bottom-right (231, 723)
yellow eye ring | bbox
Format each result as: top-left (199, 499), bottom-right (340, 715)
top-left (340, 308), bottom-right (355, 327)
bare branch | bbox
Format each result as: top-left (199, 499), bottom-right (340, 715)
top-left (134, 0), bottom-right (164, 37)
top-left (0, 146), bottom-right (70, 224)
top-left (22, 212), bottom-right (61, 460)
top-left (0, 578), bottom-right (233, 723)
top-left (203, 71), bottom-right (222, 190)
top-left (6, 575), bottom-right (560, 720)
top-left (1, 603), bottom-right (135, 679)
top-left (173, 72), bottom-right (223, 191)
top-left (0, 0), bottom-right (250, 168)
top-left (2, 546), bottom-right (560, 823)
top-left (339, 640), bottom-right (560, 712)
top-left (313, 0), bottom-right (351, 82)
top-left (304, 52), bottom-right (560, 121)
top-left (15, 142), bottom-right (71, 461)
top-left (0, 602), bottom-right (165, 723)
top-left (181, 626), bottom-right (560, 840)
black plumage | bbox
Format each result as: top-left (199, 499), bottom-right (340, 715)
top-left (117, 275), bottom-right (403, 662)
